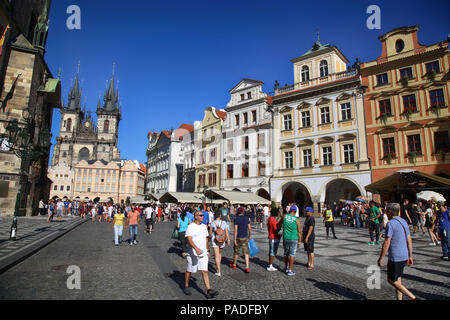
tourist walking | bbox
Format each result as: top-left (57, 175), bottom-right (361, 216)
top-left (177, 209), bottom-right (191, 258)
top-left (267, 207), bottom-right (282, 271)
top-left (128, 204), bottom-right (140, 245)
top-left (377, 202), bottom-right (416, 300)
top-left (230, 207), bottom-right (251, 273)
top-left (256, 204), bottom-right (264, 230)
top-left (39, 199), bottom-right (45, 216)
top-left (113, 208), bottom-right (126, 246)
top-left (56, 199), bottom-right (64, 221)
top-left (323, 204), bottom-right (337, 239)
top-left (209, 211), bottom-right (230, 276)
top-left (47, 200), bottom-right (56, 222)
top-left (425, 204), bottom-right (439, 246)
top-left (436, 203), bottom-right (450, 261)
top-left (91, 204), bottom-right (97, 221)
top-left (368, 201), bottom-right (382, 245)
top-left (183, 210), bottom-right (218, 299)
top-left (303, 207), bottom-right (315, 270)
top-left (282, 207), bottom-right (302, 276)
top-left (144, 205), bottom-right (155, 233)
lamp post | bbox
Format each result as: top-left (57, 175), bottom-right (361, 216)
top-left (1, 109), bottom-right (51, 241)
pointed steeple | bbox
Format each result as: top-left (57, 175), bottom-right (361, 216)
top-left (67, 72), bottom-right (82, 110)
top-left (32, 0), bottom-right (50, 54)
top-left (102, 64), bottom-right (119, 112)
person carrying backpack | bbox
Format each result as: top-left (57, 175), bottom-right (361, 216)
top-left (209, 210), bottom-right (230, 277)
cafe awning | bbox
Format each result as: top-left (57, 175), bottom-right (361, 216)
top-left (365, 169), bottom-right (450, 194)
top-left (204, 189), bottom-right (271, 205)
top-left (159, 192), bottom-right (205, 204)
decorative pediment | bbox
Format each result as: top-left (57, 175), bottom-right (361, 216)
top-left (315, 97), bottom-right (331, 106)
top-left (317, 136), bottom-right (334, 143)
top-left (279, 106), bottom-right (292, 113)
top-left (296, 102), bottom-right (312, 109)
top-left (375, 126), bottom-right (398, 134)
top-left (335, 93), bottom-right (354, 101)
top-left (337, 133), bottom-right (356, 141)
top-left (399, 121), bottom-right (424, 131)
top-left (280, 142), bottom-right (295, 149)
top-left (229, 78), bottom-right (264, 93)
top-left (298, 139), bottom-right (314, 146)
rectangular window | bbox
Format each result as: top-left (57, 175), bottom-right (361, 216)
top-left (407, 135), bottom-right (421, 153)
top-left (283, 114), bottom-right (292, 130)
top-left (242, 163), bottom-right (249, 177)
top-left (382, 137), bottom-right (396, 157)
top-left (60, 185), bottom-right (64, 191)
top-left (284, 151), bottom-right (293, 169)
top-left (208, 172), bottom-right (216, 186)
top-left (379, 99), bottom-right (392, 116)
top-left (320, 107), bottom-right (331, 124)
top-left (203, 129), bottom-right (207, 138)
top-left (258, 161), bottom-right (266, 176)
top-left (434, 131), bottom-right (449, 153)
top-left (240, 94), bottom-right (245, 101)
top-left (210, 148), bottom-right (216, 161)
top-left (403, 94), bottom-right (417, 112)
top-left (242, 136), bottom-right (249, 150)
top-left (343, 144), bottom-right (355, 163)
top-left (251, 110), bottom-right (257, 123)
top-left (227, 164), bottom-right (233, 179)
top-left (227, 139), bottom-right (233, 152)
top-left (67, 185), bottom-right (70, 191)
top-left (54, 185), bottom-right (58, 191)
top-left (257, 133), bottom-right (265, 148)
top-left (243, 113), bottom-right (248, 125)
top-left (322, 146), bottom-right (333, 166)
top-left (425, 61), bottom-right (440, 73)
top-left (341, 103), bottom-right (352, 121)
top-left (303, 149), bottom-right (312, 167)
top-left (301, 111), bottom-right (311, 127)
top-left (429, 89), bottom-right (445, 107)
top-left (247, 92), bottom-right (252, 99)
top-left (199, 174), bottom-right (205, 187)
top-left (399, 67), bottom-right (413, 79)
top-left (376, 73), bottom-right (389, 85)
top-left (235, 114), bottom-right (240, 126)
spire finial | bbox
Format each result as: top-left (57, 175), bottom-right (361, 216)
top-left (317, 29), bottom-right (320, 43)
top-left (112, 62), bottom-right (115, 77)
top-left (77, 61), bottom-right (80, 75)
top-left (57, 67), bottom-right (62, 79)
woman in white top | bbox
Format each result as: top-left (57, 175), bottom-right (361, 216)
top-left (425, 205), bottom-right (439, 246)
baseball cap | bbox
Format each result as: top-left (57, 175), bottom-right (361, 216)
top-left (305, 207), bottom-right (314, 213)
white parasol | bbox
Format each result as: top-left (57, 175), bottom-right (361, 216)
top-left (417, 191), bottom-right (446, 202)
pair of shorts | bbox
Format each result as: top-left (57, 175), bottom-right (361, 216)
top-left (269, 239), bottom-right (280, 257)
top-left (145, 218), bottom-right (152, 227)
top-left (387, 260), bottom-right (407, 282)
top-left (212, 238), bottom-right (226, 249)
top-left (186, 252), bottom-right (209, 273)
top-left (283, 239), bottom-right (298, 257)
top-left (304, 239), bottom-right (314, 253)
top-left (233, 238), bottom-right (249, 255)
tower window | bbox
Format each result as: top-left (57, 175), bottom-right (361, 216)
top-left (67, 118), bottom-right (72, 131)
top-left (104, 120), bottom-right (109, 133)
top-left (319, 60), bottom-right (328, 77)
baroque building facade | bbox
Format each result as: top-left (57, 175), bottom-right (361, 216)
top-left (221, 78), bottom-right (272, 199)
top-left (359, 25), bottom-right (450, 201)
top-left (270, 38), bottom-right (371, 214)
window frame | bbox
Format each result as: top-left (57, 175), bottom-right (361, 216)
top-left (322, 146), bottom-right (333, 166)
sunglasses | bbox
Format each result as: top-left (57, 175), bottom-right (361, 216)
top-left (197, 214), bottom-right (204, 217)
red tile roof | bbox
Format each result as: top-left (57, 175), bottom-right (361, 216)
top-left (215, 109), bottom-right (226, 120)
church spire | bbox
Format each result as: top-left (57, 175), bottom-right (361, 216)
top-left (67, 70), bottom-right (82, 110)
top-left (102, 63), bottom-right (119, 112)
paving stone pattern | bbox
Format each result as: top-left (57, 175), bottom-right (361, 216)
top-left (0, 216), bottom-right (449, 300)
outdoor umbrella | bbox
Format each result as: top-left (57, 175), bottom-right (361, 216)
top-left (345, 200), bottom-right (353, 204)
top-left (355, 198), bottom-right (367, 203)
top-left (417, 191), bottom-right (446, 203)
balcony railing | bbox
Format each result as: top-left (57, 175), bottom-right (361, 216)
top-left (275, 70), bottom-right (358, 95)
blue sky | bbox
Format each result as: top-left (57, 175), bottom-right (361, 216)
top-left (45, 0), bottom-right (450, 165)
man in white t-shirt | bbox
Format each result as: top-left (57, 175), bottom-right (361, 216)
top-left (263, 205), bottom-right (270, 224)
top-left (144, 206), bottom-right (154, 233)
top-left (56, 200), bottom-right (64, 220)
top-left (183, 210), bottom-right (218, 299)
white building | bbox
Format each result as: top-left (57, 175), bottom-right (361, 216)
top-left (221, 79), bottom-right (273, 200)
top-left (181, 124), bottom-right (197, 192)
top-left (48, 162), bottom-right (74, 199)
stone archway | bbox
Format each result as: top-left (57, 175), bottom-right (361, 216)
top-left (280, 181), bottom-right (313, 215)
top-left (323, 178), bottom-right (362, 206)
top-left (78, 147), bottom-right (90, 162)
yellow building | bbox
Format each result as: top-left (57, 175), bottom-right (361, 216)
top-left (194, 107), bottom-right (226, 192)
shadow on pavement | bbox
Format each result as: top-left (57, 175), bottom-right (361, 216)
top-left (306, 278), bottom-right (368, 300)
top-left (409, 288), bottom-right (450, 300)
top-left (411, 266), bottom-right (450, 278)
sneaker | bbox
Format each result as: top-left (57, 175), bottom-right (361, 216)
top-left (244, 268), bottom-right (250, 273)
top-left (267, 265), bottom-right (277, 272)
top-left (133, 240), bottom-right (137, 245)
top-left (333, 236), bottom-right (338, 239)
top-left (284, 267), bottom-right (289, 273)
top-left (183, 287), bottom-right (192, 296)
top-left (130, 243), bottom-right (133, 246)
top-left (429, 243), bottom-right (436, 246)
top-left (368, 242), bottom-right (374, 245)
top-left (287, 270), bottom-right (295, 276)
top-left (375, 241), bottom-right (381, 245)
top-left (214, 272), bottom-right (221, 277)
top-left (206, 289), bottom-right (218, 299)
top-left (437, 241), bottom-right (441, 245)
top-left (229, 264), bottom-right (237, 269)
top-left (444, 257), bottom-right (450, 261)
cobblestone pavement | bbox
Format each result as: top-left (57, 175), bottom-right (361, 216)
top-left (0, 216), bottom-right (448, 300)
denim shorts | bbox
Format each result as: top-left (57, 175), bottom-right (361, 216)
top-left (283, 239), bottom-right (298, 257)
top-left (269, 239), bottom-right (280, 257)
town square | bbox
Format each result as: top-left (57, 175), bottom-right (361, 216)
top-left (0, 0), bottom-right (449, 306)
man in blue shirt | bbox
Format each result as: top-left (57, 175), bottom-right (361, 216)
top-left (436, 203), bottom-right (450, 261)
top-left (185, 207), bottom-right (194, 223)
top-left (378, 202), bottom-right (416, 300)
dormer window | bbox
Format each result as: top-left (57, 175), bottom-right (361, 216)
top-left (247, 92), bottom-right (252, 99)
top-left (240, 94), bottom-right (245, 101)
top-left (395, 39), bottom-right (405, 53)
top-left (301, 66), bottom-right (310, 82)
top-left (319, 60), bottom-right (328, 77)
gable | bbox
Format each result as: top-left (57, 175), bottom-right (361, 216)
top-left (229, 78), bottom-right (264, 93)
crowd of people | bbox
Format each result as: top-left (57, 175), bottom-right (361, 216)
top-left (38, 196), bottom-right (450, 300)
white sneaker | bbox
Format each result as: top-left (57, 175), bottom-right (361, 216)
top-left (214, 272), bottom-right (221, 277)
top-left (429, 243), bottom-right (436, 246)
top-left (267, 265), bottom-right (277, 272)
top-left (134, 240), bottom-right (137, 245)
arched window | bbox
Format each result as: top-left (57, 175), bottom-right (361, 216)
top-left (104, 120), bottom-right (109, 133)
top-left (67, 118), bottom-right (72, 131)
top-left (301, 66), bottom-right (310, 82)
top-left (320, 60), bottom-right (328, 77)
top-left (78, 147), bottom-right (90, 162)
top-left (62, 151), bottom-right (67, 158)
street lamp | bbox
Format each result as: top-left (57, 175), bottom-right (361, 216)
top-left (2, 108), bottom-right (51, 240)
